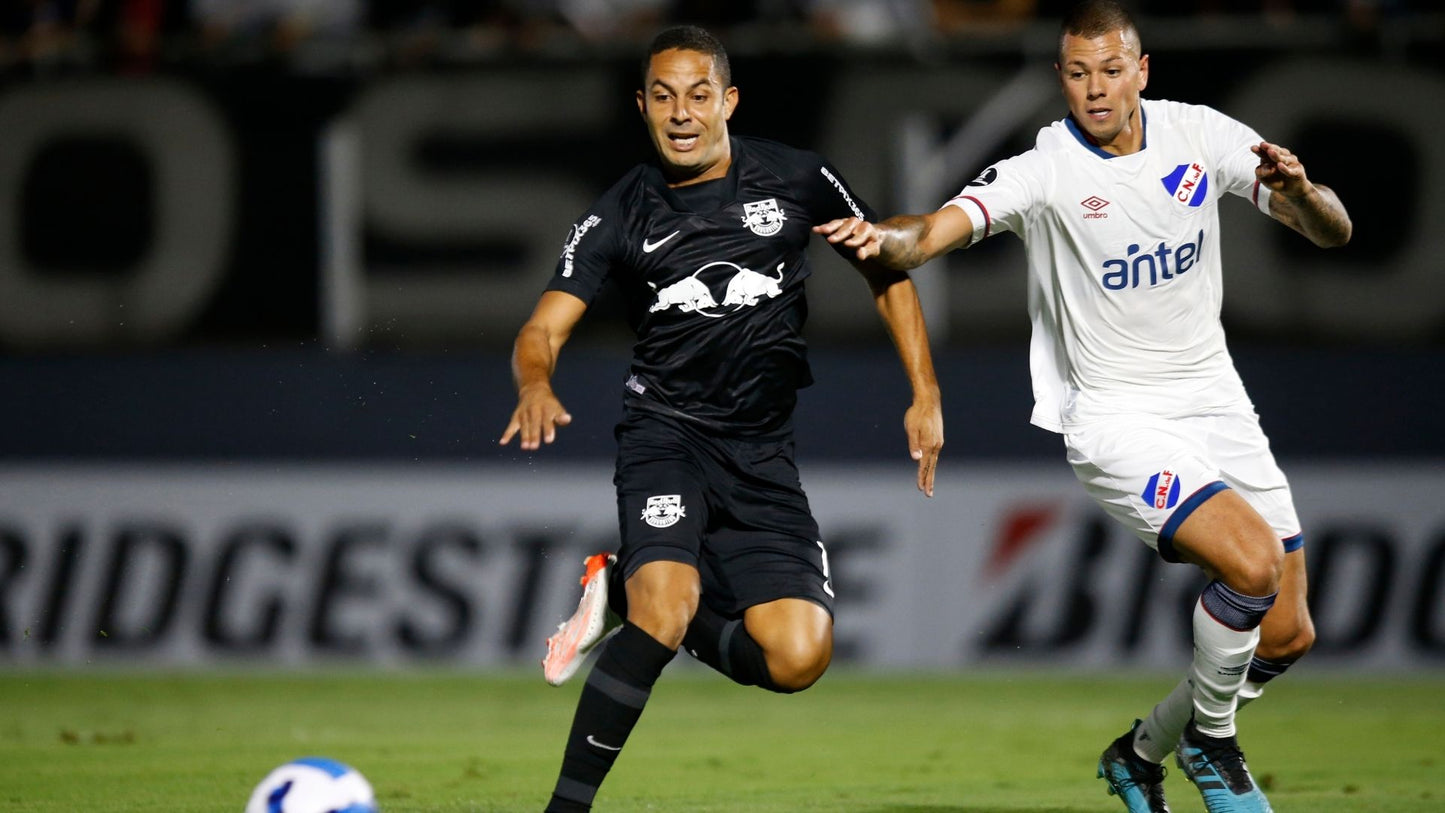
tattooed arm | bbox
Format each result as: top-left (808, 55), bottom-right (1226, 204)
top-left (814, 206), bottom-right (977, 271)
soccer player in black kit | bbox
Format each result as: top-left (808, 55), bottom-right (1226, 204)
top-left (499, 25), bottom-right (944, 812)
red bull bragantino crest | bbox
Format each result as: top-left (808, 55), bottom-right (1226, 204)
top-left (741, 198), bottom-right (787, 236)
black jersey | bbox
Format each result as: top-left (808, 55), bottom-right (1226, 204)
top-left (546, 136), bottom-right (877, 437)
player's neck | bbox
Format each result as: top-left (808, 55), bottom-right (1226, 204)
top-left (1095, 108), bottom-right (1144, 157)
top-left (664, 149), bottom-right (733, 188)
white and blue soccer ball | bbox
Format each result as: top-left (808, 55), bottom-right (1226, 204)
top-left (244, 757), bottom-right (378, 813)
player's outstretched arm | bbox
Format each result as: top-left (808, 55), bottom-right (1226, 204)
top-left (499, 290), bottom-right (587, 450)
top-left (1252, 141), bottom-right (1352, 248)
top-left (853, 261), bottom-right (944, 497)
top-left (814, 206), bottom-right (976, 271)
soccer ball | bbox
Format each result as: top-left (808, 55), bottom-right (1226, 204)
top-left (244, 757), bottom-right (378, 813)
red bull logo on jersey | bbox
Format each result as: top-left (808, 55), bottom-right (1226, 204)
top-left (741, 198), bottom-right (787, 236)
top-left (1143, 470), bottom-right (1182, 510)
top-left (1161, 162), bottom-right (1209, 208)
top-left (648, 261), bottom-right (785, 317)
top-left (648, 275), bottom-right (717, 313)
top-left (1100, 230), bottom-right (1204, 290)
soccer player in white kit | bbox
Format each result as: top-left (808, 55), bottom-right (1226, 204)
top-left (816, 2), bottom-right (1351, 812)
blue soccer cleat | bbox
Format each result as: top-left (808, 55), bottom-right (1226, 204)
top-left (1098, 720), bottom-right (1171, 813)
top-left (1175, 720), bottom-right (1273, 813)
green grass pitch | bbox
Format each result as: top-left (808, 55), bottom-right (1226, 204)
top-left (2, 669), bottom-right (1441, 811)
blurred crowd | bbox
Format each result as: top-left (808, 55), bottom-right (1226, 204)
top-left (0, 0), bottom-right (1425, 76)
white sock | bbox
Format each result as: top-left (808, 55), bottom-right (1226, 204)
top-left (1134, 677), bottom-right (1194, 763)
top-left (1189, 595), bottom-right (1260, 738)
top-left (1236, 680), bottom-right (1264, 709)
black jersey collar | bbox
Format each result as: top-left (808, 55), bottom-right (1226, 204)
top-left (648, 136), bottom-right (742, 214)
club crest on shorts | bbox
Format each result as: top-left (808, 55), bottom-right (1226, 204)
top-left (741, 198), bottom-right (786, 236)
top-left (1143, 470), bottom-right (1182, 510)
top-left (641, 494), bottom-right (686, 528)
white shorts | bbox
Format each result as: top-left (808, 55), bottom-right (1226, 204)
top-left (1064, 409), bottom-right (1302, 562)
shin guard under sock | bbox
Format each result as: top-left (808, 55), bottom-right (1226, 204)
top-left (1190, 580), bottom-right (1275, 738)
top-left (547, 623), bottom-right (675, 811)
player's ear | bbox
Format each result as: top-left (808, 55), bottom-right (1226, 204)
top-left (636, 89), bottom-right (646, 118)
top-left (1137, 54), bottom-right (1149, 92)
top-left (723, 86), bottom-right (738, 120)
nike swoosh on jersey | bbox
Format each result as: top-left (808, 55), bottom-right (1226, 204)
top-left (586, 735), bottom-right (623, 751)
top-left (642, 231), bottom-right (680, 253)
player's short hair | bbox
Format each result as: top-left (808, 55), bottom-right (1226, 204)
top-left (1059, 0), bottom-right (1141, 60)
top-left (643, 25), bottom-right (732, 88)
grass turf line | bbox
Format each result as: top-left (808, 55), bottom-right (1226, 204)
top-left (1, 670), bottom-right (1441, 811)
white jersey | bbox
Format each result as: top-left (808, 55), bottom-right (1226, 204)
top-left (946, 98), bottom-right (1274, 433)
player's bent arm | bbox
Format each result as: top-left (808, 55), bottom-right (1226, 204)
top-left (855, 261), bottom-right (944, 496)
top-left (874, 206), bottom-right (977, 271)
top-left (500, 290), bottom-right (588, 448)
top-left (1267, 183), bottom-right (1352, 248)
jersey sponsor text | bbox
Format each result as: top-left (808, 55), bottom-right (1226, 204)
top-left (561, 215), bottom-right (602, 277)
top-left (819, 166), bottom-right (865, 218)
top-left (1100, 230), bottom-right (1204, 290)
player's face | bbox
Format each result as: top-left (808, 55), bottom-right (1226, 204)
top-left (637, 48), bottom-right (737, 186)
top-left (1056, 29), bottom-right (1149, 156)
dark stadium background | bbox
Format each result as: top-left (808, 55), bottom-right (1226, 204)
top-left (1, 5), bottom-right (1440, 465)
top-left (0, 4), bottom-right (1442, 676)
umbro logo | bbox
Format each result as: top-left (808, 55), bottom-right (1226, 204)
top-left (1081, 196), bottom-right (1110, 220)
top-left (642, 230), bottom-right (680, 253)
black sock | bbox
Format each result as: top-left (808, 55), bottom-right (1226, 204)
top-left (1246, 654), bottom-right (1295, 685)
top-left (681, 602), bottom-right (778, 690)
top-left (546, 622), bottom-right (675, 812)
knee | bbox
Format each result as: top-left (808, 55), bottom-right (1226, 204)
top-left (762, 639), bottom-right (832, 693)
top-left (1229, 537), bottom-right (1285, 597)
top-left (624, 565), bottom-right (700, 650)
top-left (1260, 617), bottom-right (1316, 662)
top-left (629, 601), bottom-right (696, 650)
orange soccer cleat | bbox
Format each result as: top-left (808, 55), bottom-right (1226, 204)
top-left (542, 552), bottom-right (623, 686)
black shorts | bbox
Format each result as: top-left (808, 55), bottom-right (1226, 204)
top-left (612, 410), bottom-right (834, 618)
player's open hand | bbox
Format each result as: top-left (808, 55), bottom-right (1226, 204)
top-left (1252, 141), bottom-right (1311, 198)
top-left (813, 217), bottom-right (883, 262)
top-left (904, 397), bottom-right (944, 497)
top-left (499, 384), bottom-right (572, 450)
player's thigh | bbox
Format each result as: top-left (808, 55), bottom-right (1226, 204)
top-left (700, 438), bottom-right (834, 618)
top-left (743, 597), bottom-right (833, 672)
top-left (1065, 414), bottom-right (1225, 562)
top-left (1210, 410), bottom-right (1303, 544)
top-left (614, 418), bottom-right (710, 580)
top-left (1169, 488), bottom-right (1283, 593)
